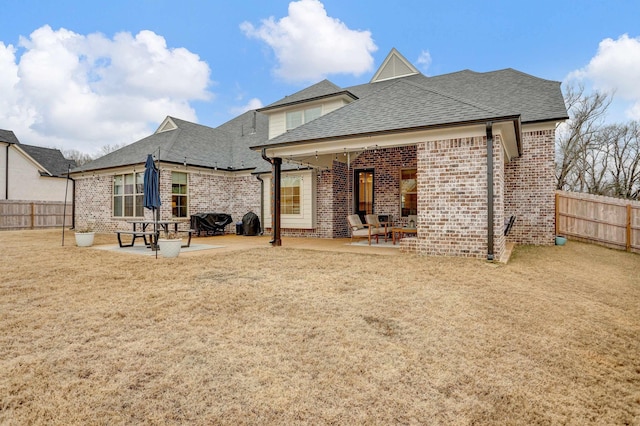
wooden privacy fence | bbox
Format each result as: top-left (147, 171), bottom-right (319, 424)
top-left (556, 191), bottom-right (640, 253)
top-left (0, 200), bottom-right (73, 230)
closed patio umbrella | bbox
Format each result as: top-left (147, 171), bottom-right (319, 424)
top-left (143, 154), bottom-right (161, 257)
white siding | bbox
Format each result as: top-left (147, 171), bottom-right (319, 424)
top-left (0, 143), bottom-right (7, 199)
top-left (262, 169), bottom-right (316, 229)
top-left (269, 111), bottom-right (287, 139)
top-left (7, 146), bottom-right (73, 202)
top-left (266, 98), bottom-right (349, 140)
top-left (323, 98), bottom-right (347, 114)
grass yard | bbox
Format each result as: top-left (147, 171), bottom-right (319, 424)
top-left (1, 230), bottom-right (639, 424)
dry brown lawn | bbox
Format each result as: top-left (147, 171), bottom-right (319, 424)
top-left (1, 230), bottom-right (639, 425)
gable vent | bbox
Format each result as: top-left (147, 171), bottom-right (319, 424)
top-left (157, 117), bottom-right (177, 133)
top-left (371, 48), bottom-right (420, 83)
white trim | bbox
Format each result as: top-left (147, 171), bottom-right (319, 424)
top-left (522, 121), bottom-right (558, 132)
top-left (12, 145), bottom-right (53, 176)
top-left (263, 169), bottom-right (316, 229)
top-left (156, 117), bottom-right (178, 133)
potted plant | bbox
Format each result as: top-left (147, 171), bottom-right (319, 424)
top-left (74, 224), bottom-right (95, 247)
top-left (157, 231), bottom-right (182, 258)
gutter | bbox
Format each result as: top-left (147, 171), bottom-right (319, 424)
top-left (261, 148), bottom-right (282, 246)
top-left (486, 122), bottom-right (494, 261)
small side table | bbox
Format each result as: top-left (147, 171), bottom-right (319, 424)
top-left (392, 227), bottom-right (417, 245)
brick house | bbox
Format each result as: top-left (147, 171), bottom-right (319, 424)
top-left (72, 49), bottom-right (567, 259)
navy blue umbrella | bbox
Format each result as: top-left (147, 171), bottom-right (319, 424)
top-left (143, 154), bottom-right (161, 257)
top-left (143, 154), bottom-right (161, 210)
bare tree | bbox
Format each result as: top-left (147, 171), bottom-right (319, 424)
top-left (63, 142), bottom-right (129, 167)
top-left (62, 149), bottom-right (94, 167)
top-left (98, 143), bottom-right (128, 156)
top-left (555, 84), bottom-right (613, 191)
top-left (608, 121), bottom-right (640, 200)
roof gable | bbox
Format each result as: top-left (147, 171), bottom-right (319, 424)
top-left (0, 129), bottom-right (20, 144)
top-left (370, 48), bottom-right (420, 83)
top-left (18, 144), bottom-right (76, 177)
top-left (72, 113), bottom-right (270, 173)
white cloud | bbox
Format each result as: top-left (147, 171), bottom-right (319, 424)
top-left (417, 50), bottom-right (431, 74)
top-left (567, 34), bottom-right (640, 121)
top-left (230, 98), bottom-right (264, 116)
top-left (240, 0), bottom-right (377, 83)
top-left (0, 25), bottom-right (212, 154)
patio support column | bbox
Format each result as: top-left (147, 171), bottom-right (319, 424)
top-left (486, 122), bottom-right (494, 261)
top-left (271, 157), bottom-right (282, 246)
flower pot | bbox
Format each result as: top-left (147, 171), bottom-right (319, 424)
top-left (555, 236), bottom-right (567, 246)
top-left (158, 238), bottom-right (182, 258)
top-left (75, 232), bottom-right (95, 247)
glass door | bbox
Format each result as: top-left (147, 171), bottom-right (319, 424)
top-left (354, 169), bottom-right (374, 221)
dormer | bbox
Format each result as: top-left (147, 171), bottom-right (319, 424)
top-left (258, 80), bottom-right (357, 139)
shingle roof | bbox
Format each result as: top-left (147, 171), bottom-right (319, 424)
top-left (71, 60), bottom-right (568, 173)
top-left (0, 129), bottom-right (20, 144)
top-left (19, 144), bottom-right (76, 177)
top-left (254, 68), bottom-right (567, 148)
top-left (259, 79), bottom-right (347, 110)
top-left (72, 112), bottom-right (269, 173)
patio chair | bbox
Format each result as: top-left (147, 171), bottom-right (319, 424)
top-left (365, 214), bottom-right (389, 242)
top-left (347, 214), bottom-right (384, 245)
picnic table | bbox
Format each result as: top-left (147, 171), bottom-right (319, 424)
top-left (115, 220), bottom-right (194, 248)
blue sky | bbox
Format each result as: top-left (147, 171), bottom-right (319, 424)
top-left (1, 0), bottom-right (639, 154)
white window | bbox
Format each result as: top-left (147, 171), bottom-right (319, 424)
top-left (281, 176), bottom-right (301, 215)
top-left (286, 106), bottom-right (322, 131)
top-left (113, 172), bottom-right (144, 217)
top-left (262, 170), bottom-right (316, 229)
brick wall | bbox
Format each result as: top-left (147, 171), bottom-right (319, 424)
top-left (74, 175), bottom-right (116, 232)
top-left (350, 146), bottom-right (418, 226)
top-left (269, 146), bottom-right (418, 239)
top-left (504, 129), bottom-right (556, 245)
top-left (410, 135), bottom-right (505, 259)
top-left (74, 167), bottom-right (261, 234)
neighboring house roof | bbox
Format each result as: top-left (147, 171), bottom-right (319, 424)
top-left (19, 144), bottom-right (77, 177)
top-left (0, 129), bottom-right (21, 145)
top-left (72, 111), bottom-right (269, 173)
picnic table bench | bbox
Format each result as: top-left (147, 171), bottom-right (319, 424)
top-left (115, 221), bottom-right (196, 248)
top-left (115, 230), bottom-right (156, 248)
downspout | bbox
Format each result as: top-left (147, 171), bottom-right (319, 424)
top-left (256, 174), bottom-right (264, 235)
top-left (261, 148), bottom-right (282, 246)
top-left (71, 175), bottom-right (76, 229)
top-left (5, 144), bottom-right (9, 199)
top-left (486, 122), bottom-right (494, 261)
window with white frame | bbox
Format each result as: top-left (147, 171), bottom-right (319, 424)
top-left (172, 172), bottom-right (188, 218)
top-left (285, 106), bottom-right (322, 131)
top-left (281, 175), bottom-right (301, 215)
top-left (113, 172), bottom-right (144, 217)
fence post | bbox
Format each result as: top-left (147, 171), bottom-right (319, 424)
top-left (627, 204), bottom-right (632, 252)
top-left (31, 202), bottom-right (35, 229)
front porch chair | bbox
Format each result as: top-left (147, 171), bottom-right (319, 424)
top-left (347, 214), bottom-right (384, 245)
top-left (365, 214), bottom-right (389, 242)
